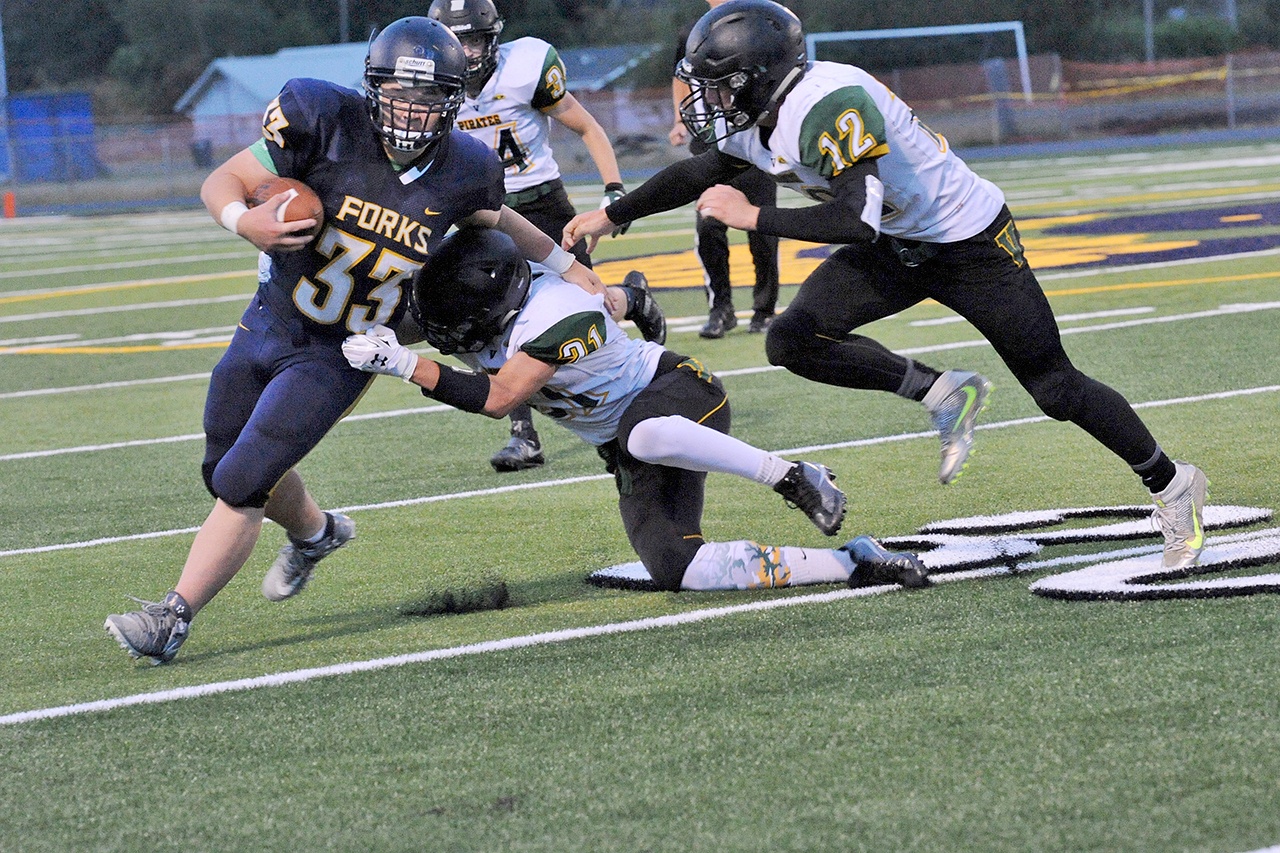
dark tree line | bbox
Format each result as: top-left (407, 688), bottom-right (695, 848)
top-left (5, 0), bottom-right (1278, 120)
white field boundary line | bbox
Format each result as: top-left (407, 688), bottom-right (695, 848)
top-left (0, 251), bottom-right (253, 281)
top-left (4, 384), bottom-right (1278, 559)
top-left (0, 292), bottom-right (253, 325)
top-left (0, 404), bottom-right (457, 462)
top-left (5, 300), bottom-right (1278, 461)
top-left (3, 237), bottom-right (1274, 306)
top-left (0, 372), bottom-right (213, 400)
top-left (3, 242), bottom-right (1277, 391)
top-left (0, 583), bottom-right (901, 727)
top-left (10, 525), bottom-right (1279, 728)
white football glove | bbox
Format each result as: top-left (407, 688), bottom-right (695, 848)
top-left (342, 324), bottom-right (419, 381)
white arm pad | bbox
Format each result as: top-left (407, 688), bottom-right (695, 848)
top-left (859, 175), bottom-right (884, 237)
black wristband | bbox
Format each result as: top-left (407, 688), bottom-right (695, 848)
top-left (604, 182), bottom-right (625, 192)
top-left (423, 364), bottom-right (491, 413)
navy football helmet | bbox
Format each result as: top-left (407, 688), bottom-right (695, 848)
top-left (427, 0), bottom-right (504, 85)
top-left (676, 0), bottom-right (807, 144)
top-left (414, 228), bottom-right (532, 355)
top-left (364, 17), bottom-right (467, 156)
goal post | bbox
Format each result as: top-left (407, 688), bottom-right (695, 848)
top-left (805, 21), bottom-right (1033, 103)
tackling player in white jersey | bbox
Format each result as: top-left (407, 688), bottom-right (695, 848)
top-left (429, 0), bottom-right (666, 474)
top-left (342, 227), bottom-right (929, 593)
top-left (565, 0), bottom-right (1209, 573)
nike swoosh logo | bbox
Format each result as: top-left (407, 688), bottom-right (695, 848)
top-left (423, 208), bottom-right (443, 216)
top-left (1188, 506), bottom-right (1204, 551)
top-left (956, 385), bottom-right (978, 422)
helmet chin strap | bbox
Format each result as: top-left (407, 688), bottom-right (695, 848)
top-left (758, 64), bottom-right (806, 125)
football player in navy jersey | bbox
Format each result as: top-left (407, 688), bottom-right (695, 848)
top-left (342, 227), bottom-right (929, 593)
top-left (565, 0), bottom-right (1208, 575)
top-left (104, 16), bottom-right (604, 665)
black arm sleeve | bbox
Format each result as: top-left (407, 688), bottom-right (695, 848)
top-left (606, 148), bottom-right (748, 223)
top-left (754, 158), bottom-right (880, 245)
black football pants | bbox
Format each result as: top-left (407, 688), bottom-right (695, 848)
top-left (697, 166), bottom-right (779, 317)
top-left (764, 206), bottom-right (1160, 468)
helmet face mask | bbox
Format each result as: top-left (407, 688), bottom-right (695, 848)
top-left (676, 64), bottom-right (758, 144)
top-left (364, 17), bottom-right (467, 157)
top-left (413, 228), bottom-right (532, 355)
top-left (677, 0), bottom-right (807, 145)
top-left (427, 0), bottom-right (504, 85)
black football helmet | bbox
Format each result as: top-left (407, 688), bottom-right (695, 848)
top-left (426, 0), bottom-right (504, 85)
top-left (364, 17), bottom-right (467, 156)
top-left (676, 0), bottom-right (807, 144)
top-left (414, 228), bottom-right (532, 355)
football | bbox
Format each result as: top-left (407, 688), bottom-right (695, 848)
top-left (248, 176), bottom-right (324, 238)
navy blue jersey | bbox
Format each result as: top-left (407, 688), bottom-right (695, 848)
top-left (259, 78), bottom-right (505, 340)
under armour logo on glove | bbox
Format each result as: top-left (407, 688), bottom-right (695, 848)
top-left (341, 324), bottom-right (419, 382)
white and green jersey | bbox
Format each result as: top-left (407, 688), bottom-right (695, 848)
top-left (719, 61), bottom-right (1005, 242)
top-left (456, 269), bottom-right (666, 446)
top-left (454, 37), bottom-right (568, 193)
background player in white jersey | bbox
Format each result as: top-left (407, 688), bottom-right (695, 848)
top-left (428, 0), bottom-right (666, 473)
top-left (342, 227), bottom-right (929, 593)
top-left (565, 0), bottom-right (1209, 573)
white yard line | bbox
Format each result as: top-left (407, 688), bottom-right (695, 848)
top-left (4, 383), bottom-right (1278, 554)
top-left (0, 584), bottom-right (893, 727)
top-left (0, 293), bottom-right (252, 325)
top-left (4, 301), bottom-right (1277, 461)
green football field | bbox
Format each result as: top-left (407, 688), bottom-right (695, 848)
top-left (1, 138), bottom-right (1279, 852)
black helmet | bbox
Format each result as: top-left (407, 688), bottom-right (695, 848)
top-left (364, 17), bottom-right (467, 156)
top-left (414, 228), bottom-right (532, 355)
top-left (427, 0), bottom-right (505, 85)
top-left (676, 0), bottom-right (807, 144)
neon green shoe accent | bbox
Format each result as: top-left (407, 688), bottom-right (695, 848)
top-left (1152, 462), bottom-right (1209, 570)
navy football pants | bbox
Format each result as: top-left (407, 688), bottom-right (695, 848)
top-left (201, 294), bottom-right (374, 508)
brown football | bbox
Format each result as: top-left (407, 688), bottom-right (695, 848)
top-left (248, 176), bottom-right (323, 238)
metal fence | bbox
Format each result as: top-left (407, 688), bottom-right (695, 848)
top-left (5, 51), bottom-right (1280, 217)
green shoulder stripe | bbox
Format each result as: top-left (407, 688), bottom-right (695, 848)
top-left (248, 138), bottom-right (277, 173)
top-left (532, 46), bottom-right (569, 110)
top-left (798, 86), bottom-right (890, 179)
top-left (520, 311), bottom-right (607, 364)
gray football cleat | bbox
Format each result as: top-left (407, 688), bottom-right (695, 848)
top-left (1151, 461), bottom-right (1209, 570)
top-left (262, 512), bottom-right (356, 602)
top-left (104, 590), bottom-right (193, 665)
top-left (842, 536), bottom-right (931, 589)
top-left (773, 461), bottom-right (847, 536)
top-left (490, 434), bottom-right (546, 472)
top-left (923, 369), bottom-right (993, 485)
top-left (622, 270), bottom-right (666, 344)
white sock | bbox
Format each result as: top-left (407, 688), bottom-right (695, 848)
top-left (680, 540), bottom-right (855, 590)
top-left (627, 415), bottom-right (774, 481)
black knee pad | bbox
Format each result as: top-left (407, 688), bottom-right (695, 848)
top-left (1024, 367), bottom-right (1089, 422)
top-left (644, 546), bottom-right (701, 592)
top-left (764, 309), bottom-right (816, 367)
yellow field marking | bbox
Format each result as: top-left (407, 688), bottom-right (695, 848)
top-left (1044, 268), bottom-right (1280, 297)
top-left (1221, 213), bottom-right (1263, 223)
top-left (598, 233), bottom-right (1233, 292)
top-left (1016, 182), bottom-right (1280, 212)
top-left (0, 270), bottom-right (254, 305)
